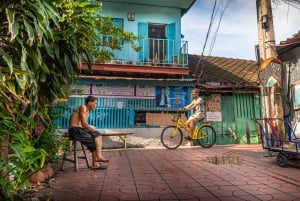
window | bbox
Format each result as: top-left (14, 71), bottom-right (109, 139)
top-left (102, 18), bottom-right (124, 47)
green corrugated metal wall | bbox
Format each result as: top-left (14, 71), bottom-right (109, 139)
top-left (210, 94), bottom-right (261, 145)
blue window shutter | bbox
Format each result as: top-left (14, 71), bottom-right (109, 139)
top-left (138, 22), bottom-right (148, 62)
top-left (113, 18), bottom-right (123, 28)
top-left (167, 23), bottom-right (176, 61)
top-left (113, 18), bottom-right (123, 45)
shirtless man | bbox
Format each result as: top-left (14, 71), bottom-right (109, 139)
top-left (69, 95), bottom-right (109, 170)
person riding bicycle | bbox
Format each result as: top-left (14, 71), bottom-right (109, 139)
top-left (180, 89), bottom-right (205, 140)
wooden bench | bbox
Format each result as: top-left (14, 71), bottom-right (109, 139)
top-left (102, 132), bottom-right (133, 149)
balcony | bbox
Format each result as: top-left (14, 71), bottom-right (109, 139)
top-left (99, 37), bottom-right (188, 66)
top-left (80, 37), bottom-right (189, 76)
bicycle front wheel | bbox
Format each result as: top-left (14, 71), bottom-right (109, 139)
top-left (161, 126), bottom-right (183, 149)
top-left (197, 125), bottom-right (216, 148)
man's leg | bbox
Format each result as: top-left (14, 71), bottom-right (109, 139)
top-left (187, 121), bottom-right (194, 137)
top-left (94, 136), bottom-right (109, 162)
top-left (91, 151), bottom-right (98, 167)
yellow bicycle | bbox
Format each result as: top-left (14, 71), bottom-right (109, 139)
top-left (161, 111), bottom-right (216, 149)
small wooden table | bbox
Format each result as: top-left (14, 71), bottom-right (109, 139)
top-left (102, 132), bottom-right (133, 149)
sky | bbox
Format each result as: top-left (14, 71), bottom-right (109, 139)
top-left (181, 0), bottom-right (300, 61)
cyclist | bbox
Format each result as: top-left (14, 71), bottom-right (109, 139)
top-left (180, 89), bottom-right (205, 140)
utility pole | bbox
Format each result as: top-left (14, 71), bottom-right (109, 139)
top-left (256, 0), bottom-right (284, 150)
top-left (256, 0), bottom-right (277, 60)
top-left (256, 0), bottom-right (279, 120)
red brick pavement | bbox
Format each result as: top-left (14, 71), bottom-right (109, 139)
top-left (30, 144), bottom-right (300, 201)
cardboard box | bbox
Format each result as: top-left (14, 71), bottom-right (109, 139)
top-left (146, 113), bottom-right (187, 126)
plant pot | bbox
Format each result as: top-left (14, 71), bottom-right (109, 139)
top-left (28, 170), bottom-right (45, 183)
top-left (28, 164), bottom-right (54, 183)
top-left (42, 165), bottom-right (54, 180)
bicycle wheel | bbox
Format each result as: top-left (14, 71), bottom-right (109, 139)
top-left (161, 126), bottom-right (183, 149)
top-left (197, 125), bottom-right (216, 148)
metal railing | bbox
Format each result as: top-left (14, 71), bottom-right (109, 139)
top-left (101, 36), bottom-right (189, 67)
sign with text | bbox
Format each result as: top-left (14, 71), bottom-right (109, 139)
top-left (136, 86), bottom-right (156, 97)
top-left (69, 84), bottom-right (91, 95)
top-left (92, 85), bottom-right (134, 96)
top-left (206, 112), bottom-right (222, 122)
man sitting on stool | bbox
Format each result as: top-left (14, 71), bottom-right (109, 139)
top-left (69, 95), bottom-right (109, 170)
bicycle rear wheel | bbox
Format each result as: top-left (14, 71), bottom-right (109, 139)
top-left (161, 126), bottom-right (183, 149)
top-left (197, 125), bottom-right (216, 148)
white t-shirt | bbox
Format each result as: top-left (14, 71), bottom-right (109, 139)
top-left (191, 97), bottom-right (205, 115)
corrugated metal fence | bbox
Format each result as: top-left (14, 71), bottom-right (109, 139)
top-left (53, 94), bottom-right (262, 145)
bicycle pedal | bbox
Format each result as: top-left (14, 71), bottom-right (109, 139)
top-left (184, 136), bottom-right (192, 141)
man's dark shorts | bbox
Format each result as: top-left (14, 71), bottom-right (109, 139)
top-left (68, 127), bottom-right (102, 152)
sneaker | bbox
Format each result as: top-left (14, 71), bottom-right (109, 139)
top-left (184, 136), bottom-right (192, 141)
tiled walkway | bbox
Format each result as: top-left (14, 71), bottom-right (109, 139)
top-left (33, 145), bottom-right (300, 201)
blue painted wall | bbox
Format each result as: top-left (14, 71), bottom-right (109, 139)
top-left (101, 1), bottom-right (182, 62)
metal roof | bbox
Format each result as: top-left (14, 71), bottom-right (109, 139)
top-left (101, 0), bottom-right (196, 16)
top-left (276, 30), bottom-right (300, 55)
top-left (78, 75), bottom-right (195, 82)
top-left (189, 55), bottom-right (260, 87)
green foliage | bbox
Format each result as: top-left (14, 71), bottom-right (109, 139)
top-left (0, 0), bottom-right (140, 199)
top-left (0, 115), bottom-right (46, 200)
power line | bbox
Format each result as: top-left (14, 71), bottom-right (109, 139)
top-left (195, 0), bottom-right (229, 83)
top-left (272, 0), bottom-right (300, 9)
top-left (200, 0), bottom-right (218, 57)
top-left (195, 0), bottom-right (218, 82)
top-left (208, 0), bottom-right (230, 55)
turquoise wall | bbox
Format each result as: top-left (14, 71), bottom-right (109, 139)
top-left (101, 2), bottom-right (182, 62)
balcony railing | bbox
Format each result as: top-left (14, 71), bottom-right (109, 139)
top-left (101, 36), bottom-right (189, 67)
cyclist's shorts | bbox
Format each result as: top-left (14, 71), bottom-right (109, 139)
top-left (188, 113), bottom-right (205, 123)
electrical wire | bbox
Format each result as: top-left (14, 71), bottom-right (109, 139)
top-left (195, 0), bottom-right (229, 83)
top-left (272, 0), bottom-right (300, 10)
top-left (195, 0), bottom-right (217, 82)
top-left (200, 0), bottom-right (218, 57)
top-left (208, 0), bottom-right (230, 55)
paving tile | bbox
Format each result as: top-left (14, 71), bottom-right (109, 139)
top-left (29, 145), bottom-right (300, 201)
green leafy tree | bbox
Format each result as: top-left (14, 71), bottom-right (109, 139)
top-left (0, 0), bottom-right (139, 199)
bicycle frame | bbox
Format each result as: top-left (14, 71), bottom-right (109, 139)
top-left (161, 111), bottom-right (217, 149)
top-left (172, 113), bottom-right (208, 140)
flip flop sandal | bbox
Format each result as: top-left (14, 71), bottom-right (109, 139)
top-left (91, 165), bottom-right (107, 170)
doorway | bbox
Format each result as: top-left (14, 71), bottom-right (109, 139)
top-left (148, 23), bottom-right (167, 64)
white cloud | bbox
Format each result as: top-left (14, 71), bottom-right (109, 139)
top-left (182, 0), bottom-right (300, 60)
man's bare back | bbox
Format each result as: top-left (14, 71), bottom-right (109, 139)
top-left (69, 105), bottom-right (91, 130)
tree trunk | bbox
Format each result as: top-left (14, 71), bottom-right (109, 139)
top-left (0, 135), bottom-right (9, 177)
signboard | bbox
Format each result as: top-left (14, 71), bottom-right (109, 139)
top-left (206, 112), bottom-right (222, 122)
top-left (136, 86), bottom-right (156, 97)
top-left (206, 94), bottom-right (222, 122)
top-left (293, 84), bottom-right (300, 110)
top-left (206, 94), bottom-right (221, 112)
top-left (92, 85), bottom-right (134, 96)
top-left (258, 58), bottom-right (282, 87)
top-left (69, 84), bottom-right (91, 95)
top-left (155, 86), bottom-right (188, 108)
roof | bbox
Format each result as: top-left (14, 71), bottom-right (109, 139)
top-left (101, 0), bottom-right (196, 16)
top-left (188, 55), bottom-right (260, 89)
top-left (78, 75), bottom-right (194, 82)
top-left (276, 30), bottom-right (300, 54)
top-left (77, 75), bottom-right (195, 86)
